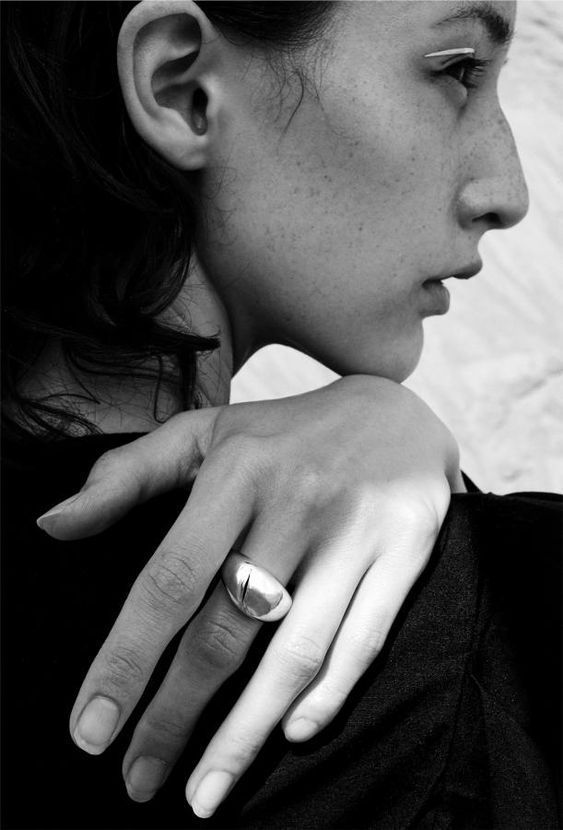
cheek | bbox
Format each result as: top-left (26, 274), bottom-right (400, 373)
top-left (253, 79), bottom-right (449, 293)
top-left (203, 68), bottom-right (452, 379)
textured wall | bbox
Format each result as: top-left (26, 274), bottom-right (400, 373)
top-left (231, 1), bottom-right (563, 494)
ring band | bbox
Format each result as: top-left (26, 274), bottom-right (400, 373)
top-left (221, 552), bottom-right (292, 622)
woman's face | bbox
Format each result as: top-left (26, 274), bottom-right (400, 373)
top-left (198, 0), bottom-right (528, 380)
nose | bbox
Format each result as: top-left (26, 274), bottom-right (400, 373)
top-left (457, 108), bottom-right (529, 232)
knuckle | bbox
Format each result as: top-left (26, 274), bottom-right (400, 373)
top-left (384, 497), bottom-right (441, 556)
top-left (349, 626), bottom-right (389, 667)
top-left (274, 460), bottom-right (326, 516)
top-left (88, 449), bottom-right (121, 481)
top-left (398, 499), bottom-right (439, 533)
top-left (338, 483), bottom-right (383, 525)
top-left (302, 684), bottom-right (348, 721)
top-left (214, 433), bottom-right (264, 466)
top-left (289, 466), bottom-right (324, 507)
top-left (142, 711), bottom-right (188, 744)
top-left (277, 634), bottom-right (325, 685)
top-left (87, 448), bottom-right (133, 488)
top-left (143, 552), bottom-right (197, 609)
top-left (211, 434), bottom-right (270, 493)
top-left (190, 615), bottom-right (246, 674)
top-left (86, 447), bottom-right (146, 500)
top-left (103, 645), bottom-right (146, 694)
top-left (221, 729), bottom-right (264, 766)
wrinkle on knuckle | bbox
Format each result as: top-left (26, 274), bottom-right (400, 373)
top-left (103, 645), bottom-right (146, 694)
top-left (143, 553), bottom-right (197, 609)
top-left (142, 711), bottom-right (189, 744)
top-left (190, 616), bottom-right (245, 674)
top-left (276, 634), bottom-right (325, 685)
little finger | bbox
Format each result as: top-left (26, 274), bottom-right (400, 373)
top-left (283, 552), bottom-right (431, 742)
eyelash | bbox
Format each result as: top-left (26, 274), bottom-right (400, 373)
top-left (441, 57), bottom-right (492, 90)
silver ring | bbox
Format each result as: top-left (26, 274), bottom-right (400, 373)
top-left (221, 552), bottom-right (292, 622)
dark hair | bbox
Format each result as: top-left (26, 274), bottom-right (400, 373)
top-left (1, 1), bottom-right (334, 439)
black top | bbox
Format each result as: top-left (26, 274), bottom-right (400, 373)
top-left (1, 432), bottom-right (562, 829)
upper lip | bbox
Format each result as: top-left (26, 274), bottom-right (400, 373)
top-left (425, 260), bottom-right (483, 282)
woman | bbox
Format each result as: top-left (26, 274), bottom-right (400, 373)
top-left (2, 1), bottom-right (560, 827)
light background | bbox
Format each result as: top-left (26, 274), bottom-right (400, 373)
top-left (231, 0), bottom-right (563, 494)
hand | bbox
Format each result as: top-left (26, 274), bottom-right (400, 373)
top-left (37, 375), bottom-right (465, 817)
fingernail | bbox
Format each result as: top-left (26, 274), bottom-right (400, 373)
top-left (73, 696), bottom-right (120, 755)
top-left (190, 770), bottom-right (234, 819)
top-left (126, 756), bottom-right (168, 802)
top-left (284, 717), bottom-right (319, 742)
top-left (37, 493), bottom-right (82, 530)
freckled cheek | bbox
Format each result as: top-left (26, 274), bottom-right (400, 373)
top-left (295, 119), bottom-right (437, 243)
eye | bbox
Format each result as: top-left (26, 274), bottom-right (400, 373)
top-left (442, 56), bottom-right (491, 90)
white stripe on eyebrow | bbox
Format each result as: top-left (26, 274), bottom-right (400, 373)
top-left (424, 48), bottom-right (476, 59)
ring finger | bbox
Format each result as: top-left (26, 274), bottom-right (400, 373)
top-left (184, 543), bottom-right (367, 819)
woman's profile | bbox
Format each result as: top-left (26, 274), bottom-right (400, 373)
top-left (2, 1), bottom-right (561, 828)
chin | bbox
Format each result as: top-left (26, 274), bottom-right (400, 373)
top-left (391, 344), bottom-right (424, 382)
top-left (383, 326), bottom-right (425, 382)
top-left (328, 328), bottom-right (424, 383)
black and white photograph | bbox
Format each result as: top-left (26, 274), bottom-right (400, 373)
top-left (2, 2), bottom-right (562, 828)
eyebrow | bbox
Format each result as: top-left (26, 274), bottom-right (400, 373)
top-left (433, 2), bottom-right (514, 47)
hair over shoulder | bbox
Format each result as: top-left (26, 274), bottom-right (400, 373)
top-left (1, 1), bottom-right (332, 438)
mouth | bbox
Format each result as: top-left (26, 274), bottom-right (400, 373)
top-left (423, 260), bottom-right (483, 286)
top-left (419, 261), bottom-right (481, 316)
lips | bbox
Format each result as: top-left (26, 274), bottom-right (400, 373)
top-left (423, 260), bottom-right (483, 285)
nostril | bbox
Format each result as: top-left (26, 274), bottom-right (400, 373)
top-left (475, 211), bottom-right (503, 230)
top-left (459, 178), bottom-right (529, 233)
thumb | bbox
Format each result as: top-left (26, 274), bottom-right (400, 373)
top-left (36, 407), bottom-right (221, 540)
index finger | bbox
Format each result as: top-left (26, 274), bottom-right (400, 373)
top-left (36, 408), bottom-right (218, 540)
top-left (69, 452), bottom-right (255, 756)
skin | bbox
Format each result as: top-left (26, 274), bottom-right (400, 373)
top-left (28, 0), bottom-right (527, 426)
top-left (35, 0), bottom-right (529, 820)
top-left (125, 1), bottom-right (526, 815)
top-left (196, 0), bottom-right (527, 382)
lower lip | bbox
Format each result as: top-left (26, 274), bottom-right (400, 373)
top-left (421, 280), bottom-right (450, 314)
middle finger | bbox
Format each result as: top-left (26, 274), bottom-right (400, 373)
top-left (123, 582), bottom-right (260, 802)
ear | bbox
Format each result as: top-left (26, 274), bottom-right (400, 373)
top-left (117, 0), bottom-right (224, 170)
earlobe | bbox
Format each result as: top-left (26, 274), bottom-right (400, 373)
top-left (117, 0), bottom-right (219, 171)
